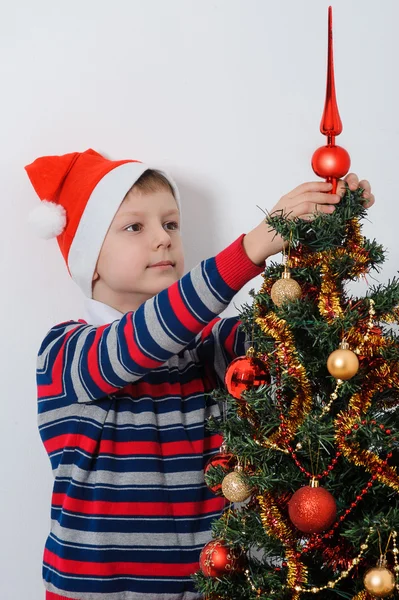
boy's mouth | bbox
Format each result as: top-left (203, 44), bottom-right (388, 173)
top-left (148, 260), bottom-right (175, 268)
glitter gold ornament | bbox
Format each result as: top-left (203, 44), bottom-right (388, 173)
top-left (327, 340), bottom-right (359, 380)
top-left (221, 465), bottom-right (252, 502)
top-left (363, 559), bottom-right (396, 598)
top-left (270, 267), bottom-right (302, 307)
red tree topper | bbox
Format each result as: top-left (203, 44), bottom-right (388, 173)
top-left (311, 6), bottom-right (350, 194)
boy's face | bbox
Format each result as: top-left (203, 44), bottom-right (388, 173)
top-left (92, 186), bottom-right (184, 312)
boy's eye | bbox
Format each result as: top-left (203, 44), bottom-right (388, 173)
top-left (165, 221), bottom-right (179, 231)
top-left (125, 223), bottom-right (142, 232)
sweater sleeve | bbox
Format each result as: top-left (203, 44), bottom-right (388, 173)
top-left (193, 316), bottom-right (249, 388)
top-left (37, 234), bottom-right (265, 405)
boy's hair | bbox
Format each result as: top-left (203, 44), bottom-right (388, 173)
top-left (126, 169), bottom-right (175, 199)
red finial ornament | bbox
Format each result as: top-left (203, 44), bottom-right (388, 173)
top-left (311, 6), bottom-right (351, 194)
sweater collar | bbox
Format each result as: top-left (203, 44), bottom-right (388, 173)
top-left (82, 297), bottom-right (124, 326)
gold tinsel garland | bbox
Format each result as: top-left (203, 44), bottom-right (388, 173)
top-left (318, 251), bottom-right (344, 321)
top-left (254, 310), bottom-right (312, 445)
top-left (345, 298), bottom-right (386, 358)
top-left (337, 420), bottom-right (399, 492)
top-left (380, 306), bottom-right (399, 323)
top-left (288, 218), bottom-right (370, 324)
top-left (348, 361), bottom-right (399, 415)
top-left (346, 327), bottom-right (387, 358)
top-left (334, 352), bottom-right (399, 491)
top-left (257, 492), bottom-right (308, 600)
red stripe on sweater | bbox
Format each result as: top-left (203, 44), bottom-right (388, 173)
top-left (86, 321), bottom-right (162, 395)
top-left (46, 592), bottom-right (79, 600)
top-left (167, 283), bottom-right (204, 332)
top-left (38, 328), bottom-right (77, 398)
top-left (123, 377), bottom-right (205, 398)
top-left (44, 548), bottom-right (199, 577)
top-left (123, 315), bottom-right (162, 369)
top-left (87, 325), bottom-right (110, 392)
top-left (44, 431), bottom-right (221, 457)
top-left (51, 495), bottom-right (226, 517)
top-left (224, 320), bottom-right (240, 356)
top-left (214, 233), bottom-right (264, 291)
top-left (200, 317), bottom-right (220, 342)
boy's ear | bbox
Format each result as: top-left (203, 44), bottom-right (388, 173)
top-left (92, 271), bottom-right (99, 282)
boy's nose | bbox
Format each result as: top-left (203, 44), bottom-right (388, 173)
top-left (153, 227), bottom-right (172, 248)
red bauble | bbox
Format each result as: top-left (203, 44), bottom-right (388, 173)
top-left (288, 484), bottom-right (337, 534)
top-left (225, 356), bottom-right (270, 401)
top-left (199, 539), bottom-right (244, 577)
top-left (311, 145), bottom-right (351, 180)
top-left (204, 451), bottom-right (236, 494)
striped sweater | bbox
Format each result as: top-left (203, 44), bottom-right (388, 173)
top-left (38, 234), bottom-right (264, 600)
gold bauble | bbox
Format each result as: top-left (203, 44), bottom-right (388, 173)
top-left (221, 468), bottom-right (252, 503)
top-left (363, 566), bottom-right (396, 598)
top-left (327, 341), bottom-right (359, 380)
top-left (270, 269), bottom-right (302, 307)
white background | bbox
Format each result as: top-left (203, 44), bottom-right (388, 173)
top-left (1, 1), bottom-right (398, 597)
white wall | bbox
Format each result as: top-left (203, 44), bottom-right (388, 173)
top-left (1, 1), bottom-right (398, 597)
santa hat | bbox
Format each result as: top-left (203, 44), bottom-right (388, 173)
top-left (25, 148), bottom-right (181, 298)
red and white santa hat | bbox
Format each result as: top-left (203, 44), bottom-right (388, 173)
top-left (25, 149), bottom-right (181, 298)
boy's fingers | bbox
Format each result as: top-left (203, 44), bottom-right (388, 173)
top-left (286, 181), bottom-right (333, 198)
top-left (344, 172), bottom-right (359, 190)
top-left (279, 174), bottom-right (374, 217)
top-left (359, 179), bottom-right (371, 194)
top-left (363, 193), bottom-right (375, 208)
top-left (336, 180), bottom-right (347, 196)
top-left (292, 192), bottom-right (341, 209)
top-left (337, 176), bottom-right (373, 203)
top-left (291, 199), bottom-right (337, 218)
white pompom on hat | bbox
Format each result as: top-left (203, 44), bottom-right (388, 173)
top-left (25, 149), bottom-right (181, 298)
top-left (28, 200), bottom-right (67, 239)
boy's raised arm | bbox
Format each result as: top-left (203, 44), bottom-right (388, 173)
top-left (37, 234), bottom-right (264, 405)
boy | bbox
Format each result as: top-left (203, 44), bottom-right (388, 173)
top-left (25, 148), bottom-right (374, 600)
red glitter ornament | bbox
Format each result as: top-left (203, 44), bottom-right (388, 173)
top-left (288, 480), bottom-right (337, 534)
top-left (225, 356), bottom-right (270, 401)
top-left (199, 539), bottom-right (244, 578)
top-left (204, 450), bottom-right (236, 494)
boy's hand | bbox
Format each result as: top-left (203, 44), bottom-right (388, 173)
top-left (243, 173), bottom-right (375, 265)
top-left (269, 173), bottom-right (374, 221)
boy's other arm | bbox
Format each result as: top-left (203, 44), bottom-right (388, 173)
top-left (193, 316), bottom-right (247, 387)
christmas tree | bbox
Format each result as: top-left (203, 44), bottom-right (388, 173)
top-left (193, 7), bottom-right (399, 600)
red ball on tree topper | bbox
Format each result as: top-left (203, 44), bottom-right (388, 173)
top-left (199, 539), bottom-right (244, 578)
top-left (225, 355), bottom-right (270, 401)
top-left (288, 480), bottom-right (337, 534)
top-left (311, 145), bottom-right (350, 180)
